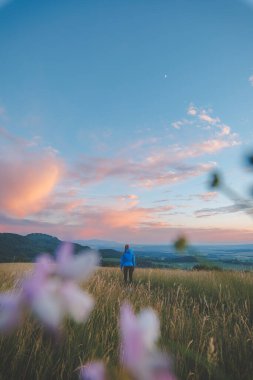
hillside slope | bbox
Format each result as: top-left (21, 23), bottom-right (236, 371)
top-left (0, 232), bottom-right (122, 264)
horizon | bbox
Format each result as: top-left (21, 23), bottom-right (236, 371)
top-left (0, 0), bottom-right (253, 244)
top-left (1, 231), bottom-right (253, 247)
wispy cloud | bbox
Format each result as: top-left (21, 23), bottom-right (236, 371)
top-left (198, 112), bottom-right (220, 124)
top-left (171, 104), bottom-right (240, 151)
top-left (0, 126), bottom-right (40, 147)
top-left (171, 118), bottom-right (195, 130)
top-left (195, 204), bottom-right (252, 218)
top-left (70, 154), bottom-right (215, 189)
top-left (69, 108), bottom-right (239, 190)
top-left (197, 192), bottom-right (218, 202)
top-left (1, 211), bottom-right (253, 244)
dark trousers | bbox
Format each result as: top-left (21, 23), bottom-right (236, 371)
top-left (123, 266), bottom-right (134, 283)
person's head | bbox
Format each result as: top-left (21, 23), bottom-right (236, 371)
top-left (125, 244), bottom-right (129, 251)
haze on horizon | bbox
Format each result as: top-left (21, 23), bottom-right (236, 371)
top-left (0, 0), bottom-right (253, 244)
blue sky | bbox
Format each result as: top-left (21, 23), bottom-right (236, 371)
top-left (0, 0), bottom-right (253, 243)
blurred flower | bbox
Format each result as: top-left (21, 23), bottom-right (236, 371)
top-left (54, 243), bottom-right (98, 281)
top-left (209, 172), bottom-right (221, 189)
top-left (245, 153), bottom-right (253, 168)
top-left (0, 292), bottom-right (23, 332)
top-left (0, 243), bottom-right (98, 332)
top-left (22, 243), bottom-right (98, 329)
top-left (120, 304), bottom-right (177, 380)
top-left (174, 236), bottom-right (188, 252)
top-left (80, 361), bottom-right (105, 380)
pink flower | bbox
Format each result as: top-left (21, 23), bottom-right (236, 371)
top-left (120, 304), bottom-right (177, 380)
top-left (55, 243), bottom-right (99, 282)
top-left (21, 244), bottom-right (98, 329)
top-left (0, 292), bottom-right (23, 332)
top-left (80, 361), bottom-right (105, 380)
top-left (0, 243), bottom-right (98, 332)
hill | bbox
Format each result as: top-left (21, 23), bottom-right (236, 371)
top-left (0, 232), bottom-right (123, 265)
top-left (0, 233), bottom-right (91, 262)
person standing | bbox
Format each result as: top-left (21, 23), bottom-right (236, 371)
top-left (120, 244), bottom-right (136, 284)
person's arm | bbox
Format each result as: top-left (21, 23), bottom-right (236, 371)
top-left (132, 254), bottom-right (136, 267)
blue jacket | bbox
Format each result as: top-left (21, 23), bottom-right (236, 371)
top-left (120, 249), bottom-right (136, 269)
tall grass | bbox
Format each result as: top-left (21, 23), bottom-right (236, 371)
top-left (0, 265), bottom-right (253, 380)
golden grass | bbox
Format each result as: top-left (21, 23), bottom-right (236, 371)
top-left (0, 265), bottom-right (253, 380)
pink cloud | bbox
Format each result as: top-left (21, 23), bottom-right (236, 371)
top-left (1, 212), bottom-right (253, 244)
top-left (0, 126), bottom-right (64, 219)
top-left (190, 138), bottom-right (238, 154)
top-left (70, 151), bottom-right (216, 189)
top-left (0, 153), bottom-right (63, 217)
top-left (0, 127), bottom-right (64, 217)
top-left (198, 192), bottom-right (218, 202)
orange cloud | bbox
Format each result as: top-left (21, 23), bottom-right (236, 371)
top-left (0, 153), bottom-right (63, 217)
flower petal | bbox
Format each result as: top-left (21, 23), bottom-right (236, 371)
top-left (137, 308), bottom-right (160, 350)
top-left (0, 292), bottom-right (22, 332)
top-left (61, 282), bottom-right (94, 323)
top-left (120, 304), bottom-right (145, 370)
top-left (57, 247), bottom-right (99, 282)
top-left (29, 278), bottom-right (64, 329)
top-left (80, 361), bottom-right (105, 380)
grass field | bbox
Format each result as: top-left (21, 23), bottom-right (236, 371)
top-left (0, 264), bottom-right (253, 380)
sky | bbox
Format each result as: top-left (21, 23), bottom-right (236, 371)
top-left (0, 0), bottom-right (253, 244)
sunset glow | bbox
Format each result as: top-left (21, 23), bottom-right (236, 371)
top-left (0, 0), bottom-right (253, 244)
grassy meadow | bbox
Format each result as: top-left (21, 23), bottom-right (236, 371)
top-left (0, 264), bottom-right (253, 380)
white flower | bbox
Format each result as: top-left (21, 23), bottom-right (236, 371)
top-left (0, 243), bottom-right (99, 332)
top-left (120, 304), bottom-right (177, 380)
top-left (22, 243), bottom-right (99, 329)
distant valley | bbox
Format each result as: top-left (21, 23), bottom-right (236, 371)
top-left (0, 233), bottom-right (253, 270)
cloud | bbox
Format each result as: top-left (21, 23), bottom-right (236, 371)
top-left (173, 104), bottom-right (236, 138)
top-left (187, 104), bottom-right (222, 125)
top-left (195, 204), bottom-right (251, 218)
top-left (172, 120), bottom-right (185, 129)
top-left (249, 75), bottom-right (253, 86)
top-left (171, 119), bottom-right (193, 130)
top-left (187, 104), bottom-right (197, 116)
top-left (70, 154), bottom-right (216, 189)
top-left (0, 154), bottom-right (63, 217)
top-left (67, 103), bottom-right (239, 192)
top-left (172, 104), bottom-right (240, 153)
top-left (197, 192), bottom-right (218, 202)
top-left (217, 124), bottom-right (231, 136)
top-left (1, 211), bottom-right (253, 244)
top-left (0, 128), bottom-right (63, 217)
top-left (190, 138), bottom-right (239, 154)
top-left (198, 111), bottom-right (220, 124)
top-left (0, 126), bottom-right (39, 147)
top-left (115, 194), bottom-right (139, 207)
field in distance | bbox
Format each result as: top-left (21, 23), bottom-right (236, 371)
top-left (0, 264), bottom-right (253, 380)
